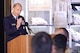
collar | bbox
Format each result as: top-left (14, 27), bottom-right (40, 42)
top-left (11, 13), bottom-right (18, 19)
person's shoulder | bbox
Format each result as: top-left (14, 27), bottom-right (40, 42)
top-left (5, 14), bottom-right (12, 17)
top-left (4, 14), bottom-right (12, 21)
top-left (4, 14), bottom-right (12, 19)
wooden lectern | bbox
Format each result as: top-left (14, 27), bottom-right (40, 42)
top-left (7, 35), bottom-right (33, 53)
top-left (7, 34), bottom-right (55, 53)
top-left (7, 35), bottom-right (26, 53)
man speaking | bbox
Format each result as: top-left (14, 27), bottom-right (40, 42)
top-left (4, 3), bottom-right (28, 42)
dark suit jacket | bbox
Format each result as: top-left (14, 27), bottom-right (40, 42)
top-left (4, 14), bottom-right (28, 42)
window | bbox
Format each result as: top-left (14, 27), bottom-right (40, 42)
top-left (27, 0), bottom-right (54, 34)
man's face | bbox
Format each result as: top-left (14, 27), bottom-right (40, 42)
top-left (13, 5), bottom-right (22, 17)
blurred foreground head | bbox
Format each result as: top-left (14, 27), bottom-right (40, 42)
top-left (55, 28), bottom-right (69, 40)
top-left (32, 32), bottom-right (52, 53)
top-left (52, 34), bottom-right (67, 53)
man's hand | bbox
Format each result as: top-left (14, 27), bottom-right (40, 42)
top-left (16, 18), bottom-right (23, 29)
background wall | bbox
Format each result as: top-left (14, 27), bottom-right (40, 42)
top-left (4, 0), bottom-right (11, 17)
top-left (71, 0), bottom-right (80, 3)
top-left (4, 0), bottom-right (11, 53)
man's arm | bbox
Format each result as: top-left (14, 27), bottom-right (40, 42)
top-left (4, 17), bottom-right (19, 36)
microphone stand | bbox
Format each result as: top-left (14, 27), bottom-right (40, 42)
top-left (24, 22), bottom-right (34, 35)
top-left (27, 26), bottom-right (35, 35)
top-left (18, 16), bottom-right (34, 35)
top-left (26, 26), bottom-right (30, 35)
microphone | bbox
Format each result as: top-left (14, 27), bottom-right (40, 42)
top-left (18, 16), bottom-right (27, 26)
top-left (25, 22), bottom-right (34, 34)
top-left (18, 16), bottom-right (34, 34)
top-left (25, 22), bottom-right (35, 34)
top-left (18, 16), bottom-right (31, 30)
top-left (18, 15), bottom-right (25, 25)
top-left (25, 22), bottom-right (31, 30)
top-left (18, 16), bottom-right (24, 20)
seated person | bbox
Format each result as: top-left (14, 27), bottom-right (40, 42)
top-left (32, 32), bottom-right (52, 53)
top-left (55, 27), bottom-right (69, 49)
top-left (52, 34), bottom-right (67, 53)
top-left (55, 28), bottom-right (69, 40)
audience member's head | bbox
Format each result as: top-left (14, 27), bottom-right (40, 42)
top-left (52, 34), bottom-right (67, 53)
top-left (55, 28), bottom-right (69, 40)
top-left (32, 32), bottom-right (52, 53)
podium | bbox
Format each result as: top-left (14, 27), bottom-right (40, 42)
top-left (7, 34), bottom-right (55, 53)
top-left (7, 35), bottom-right (33, 53)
